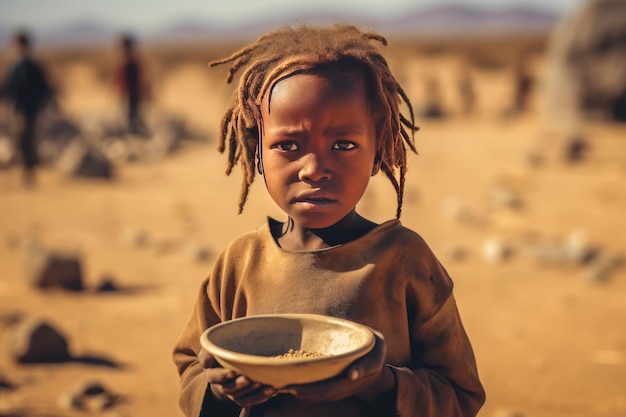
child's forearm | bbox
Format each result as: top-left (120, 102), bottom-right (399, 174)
top-left (395, 293), bottom-right (485, 417)
top-left (355, 364), bottom-right (397, 401)
top-left (394, 365), bottom-right (485, 417)
top-left (175, 356), bottom-right (211, 417)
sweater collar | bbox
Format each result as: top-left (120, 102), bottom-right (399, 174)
top-left (264, 216), bottom-right (401, 254)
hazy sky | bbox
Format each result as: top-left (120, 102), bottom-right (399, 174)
top-left (1, 0), bottom-right (585, 31)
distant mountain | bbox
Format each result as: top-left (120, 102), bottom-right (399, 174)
top-left (145, 12), bottom-right (379, 44)
top-left (487, 7), bottom-right (560, 30)
top-left (387, 5), bottom-right (558, 35)
top-left (0, 19), bottom-right (119, 48)
top-left (0, 5), bottom-right (560, 47)
top-left (40, 19), bottom-right (119, 46)
top-left (147, 5), bottom-right (559, 44)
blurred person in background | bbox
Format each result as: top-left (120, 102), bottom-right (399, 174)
top-left (114, 33), bottom-right (149, 135)
top-left (0, 29), bottom-right (52, 187)
top-left (457, 65), bottom-right (476, 116)
top-left (511, 52), bottom-right (534, 115)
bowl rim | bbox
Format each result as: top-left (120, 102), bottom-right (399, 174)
top-left (200, 313), bottom-right (375, 366)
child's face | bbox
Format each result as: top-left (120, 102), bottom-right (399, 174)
top-left (260, 69), bottom-right (378, 229)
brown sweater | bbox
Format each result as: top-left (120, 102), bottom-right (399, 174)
top-left (173, 218), bottom-right (485, 417)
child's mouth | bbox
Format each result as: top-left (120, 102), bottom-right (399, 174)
top-left (298, 198), bottom-right (333, 204)
top-left (293, 196), bottom-right (337, 207)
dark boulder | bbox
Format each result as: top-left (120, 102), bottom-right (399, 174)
top-left (8, 318), bottom-right (71, 363)
top-left (24, 248), bottom-right (84, 291)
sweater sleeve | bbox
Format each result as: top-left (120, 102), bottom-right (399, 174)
top-left (172, 278), bottom-right (241, 417)
top-left (0, 63), bottom-right (19, 99)
top-left (393, 292), bottom-right (485, 417)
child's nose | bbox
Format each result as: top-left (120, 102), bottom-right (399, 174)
top-left (298, 152), bottom-right (332, 182)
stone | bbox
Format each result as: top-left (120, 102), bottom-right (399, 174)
top-left (7, 318), bottom-right (71, 363)
top-left (96, 274), bottom-right (120, 292)
top-left (56, 140), bottom-right (114, 179)
top-left (582, 253), bottom-right (625, 284)
top-left (564, 135), bottom-right (589, 163)
top-left (0, 373), bottom-right (16, 391)
top-left (442, 243), bottom-right (468, 262)
top-left (101, 135), bottom-right (131, 164)
top-left (23, 248), bottom-right (84, 291)
top-left (120, 228), bottom-right (150, 248)
top-left (59, 391), bottom-right (84, 410)
top-left (441, 197), bottom-right (486, 228)
top-left (487, 185), bottom-right (523, 210)
top-left (188, 242), bottom-right (211, 262)
top-left (483, 237), bottom-right (514, 263)
top-left (524, 150), bottom-right (545, 168)
top-left (60, 380), bottom-right (116, 411)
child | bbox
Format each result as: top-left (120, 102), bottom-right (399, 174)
top-left (173, 24), bottom-right (485, 417)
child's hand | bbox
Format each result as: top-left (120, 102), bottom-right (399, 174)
top-left (198, 349), bottom-right (277, 407)
top-left (279, 330), bottom-right (394, 403)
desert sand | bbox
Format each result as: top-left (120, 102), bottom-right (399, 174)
top-left (1, 35), bottom-right (625, 417)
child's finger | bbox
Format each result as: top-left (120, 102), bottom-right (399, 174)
top-left (198, 349), bottom-right (216, 368)
top-left (222, 375), bottom-right (257, 392)
top-left (283, 376), bottom-right (348, 402)
top-left (205, 367), bottom-right (237, 384)
top-left (229, 385), bottom-right (277, 408)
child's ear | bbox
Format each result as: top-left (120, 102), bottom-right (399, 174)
top-left (371, 151), bottom-right (381, 176)
top-left (257, 158), bottom-right (264, 176)
top-left (256, 148), bottom-right (264, 175)
top-left (256, 128), bottom-right (264, 176)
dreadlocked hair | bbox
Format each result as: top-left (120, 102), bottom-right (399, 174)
top-left (209, 23), bottom-right (418, 218)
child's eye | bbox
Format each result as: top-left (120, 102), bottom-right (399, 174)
top-left (273, 142), bottom-right (299, 152)
top-left (333, 141), bottom-right (357, 151)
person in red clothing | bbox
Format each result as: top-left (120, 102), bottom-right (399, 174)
top-left (114, 33), bottom-right (148, 134)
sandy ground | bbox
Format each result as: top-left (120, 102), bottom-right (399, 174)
top-left (1, 47), bottom-right (626, 417)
